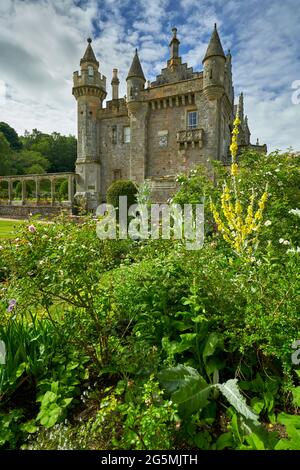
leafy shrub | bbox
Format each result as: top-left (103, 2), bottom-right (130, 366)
top-left (107, 180), bottom-right (137, 211)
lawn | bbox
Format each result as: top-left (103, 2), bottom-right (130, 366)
top-left (0, 219), bottom-right (22, 239)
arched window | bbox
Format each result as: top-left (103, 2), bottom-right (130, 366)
top-left (88, 66), bottom-right (94, 77)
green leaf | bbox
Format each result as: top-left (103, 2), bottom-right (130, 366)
top-left (39, 391), bottom-right (57, 406)
top-left (37, 403), bottom-right (62, 428)
top-left (215, 432), bottom-right (234, 450)
top-left (158, 364), bottom-right (200, 394)
top-left (251, 397), bottom-right (265, 414)
top-left (202, 332), bottom-right (223, 364)
top-left (292, 387), bottom-right (300, 407)
top-left (217, 379), bottom-right (259, 423)
top-left (172, 374), bottom-right (212, 416)
top-left (20, 420), bottom-right (38, 434)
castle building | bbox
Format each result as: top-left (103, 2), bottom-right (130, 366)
top-left (72, 26), bottom-right (266, 209)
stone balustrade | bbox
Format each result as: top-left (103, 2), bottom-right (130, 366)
top-left (176, 128), bottom-right (203, 148)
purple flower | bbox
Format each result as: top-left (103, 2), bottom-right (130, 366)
top-left (28, 225), bottom-right (36, 233)
top-left (7, 299), bottom-right (17, 313)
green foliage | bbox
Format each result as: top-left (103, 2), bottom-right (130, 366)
top-left (0, 123), bottom-right (76, 177)
top-left (90, 377), bottom-right (178, 450)
top-left (0, 409), bottom-right (24, 448)
top-left (0, 122), bottom-right (22, 151)
top-left (0, 131), bottom-right (12, 175)
top-left (10, 149), bottom-right (50, 175)
top-left (158, 365), bottom-right (258, 422)
top-left (0, 149), bottom-right (300, 450)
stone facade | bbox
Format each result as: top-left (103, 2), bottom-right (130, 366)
top-left (72, 26), bottom-right (266, 208)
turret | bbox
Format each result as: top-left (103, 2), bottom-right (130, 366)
top-left (225, 49), bottom-right (234, 104)
top-left (237, 92), bottom-right (244, 124)
top-left (244, 115), bottom-right (251, 145)
top-left (126, 49), bottom-right (146, 113)
top-left (169, 27), bottom-right (180, 66)
top-left (72, 38), bottom-right (107, 210)
top-left (202, 24), bottom-right (226, 101)
top-left (111, 68), bottom-right (119, 101)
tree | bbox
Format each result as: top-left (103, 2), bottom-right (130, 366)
top-left (0, 122), bottom-right (22, 151)
top-left (10, 150), bottom-right (50, 175)
top-left (21, 130), bottom-right (77, 173)
top-left (0, 131), bottom-right (12, 175)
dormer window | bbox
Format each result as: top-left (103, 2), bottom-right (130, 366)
top-left (88, 66), bottom-right (94, 77)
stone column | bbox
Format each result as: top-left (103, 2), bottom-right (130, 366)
top-left (50, 179), bottom-right (55, 206)
top-left (68, 175), bottom-right (74, 204)
top-left (35, 178), bottom-right (40, 205)
top-left (21, 180), bottom-right (26, 205)
top-left (8, 180), bottom-right (12, 205)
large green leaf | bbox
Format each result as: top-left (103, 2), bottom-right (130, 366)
top-left (172, 374), bottom-right (212, 416)
top-left (158, 364), bottom-right (200, 394)
top-left (202, 332), bottom-right (223, 363)
top-left (217, 379), bottom-right (259, 423)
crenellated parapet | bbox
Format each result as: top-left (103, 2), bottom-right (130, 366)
top-left (72, 70), bottom-right (106, 101)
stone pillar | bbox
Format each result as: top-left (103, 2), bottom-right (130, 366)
top-left (21, 180), bottom-right (26, 205)
top-left (51, 179), bottom-right (55, 206)
top-left (35, 178), bottom-right (40, 204)
top-left (68, 175), bottom-right (74, 204)
top-left (8, 180), bottom-right (12, 205)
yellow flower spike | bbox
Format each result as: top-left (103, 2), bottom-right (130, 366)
top-left (210, 113), bottom-right (268, 257)
top-left (231, 163), bottom-right (238, 177)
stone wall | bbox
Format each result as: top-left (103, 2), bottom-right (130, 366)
top-left (98, 103), bottom-right (131, 200)
top-left (0, 205), bottom-right (69, 219)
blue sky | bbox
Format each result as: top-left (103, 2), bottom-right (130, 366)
top-left (0, 0), bottom-right (299, 151)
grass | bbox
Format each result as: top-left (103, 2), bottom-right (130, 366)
top-left (0, 219), bottom-right (22, 239)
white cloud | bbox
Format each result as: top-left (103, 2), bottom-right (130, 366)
top-left (0, 0), bottom-right (299, 152)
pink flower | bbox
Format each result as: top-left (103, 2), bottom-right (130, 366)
top-left (28, 225), bottom-right (36, 233)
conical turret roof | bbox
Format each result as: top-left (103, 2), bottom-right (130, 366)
top-left (203, 24), bottom-right (225, 62)
top-left (126, 49), bottom-right (146, 81)
top-left (80, 38), bottom-right (99, 66)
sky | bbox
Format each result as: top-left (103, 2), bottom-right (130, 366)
top-left (0, 0), bottom-right (299, 151)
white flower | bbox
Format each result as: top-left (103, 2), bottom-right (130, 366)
top-left (283, 240), bottom-right (290, 245)
top-left (264, 220), bottom-right (272, 226)
top-left (289, 208), bottom-right (300, 218)
top-left (279, 238), bottom-right (284, 244)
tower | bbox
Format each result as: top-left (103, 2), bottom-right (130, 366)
top-left (243, 116), bottom-right (251, 146)
top-left (72, 38), bottom-right (106, 210)
top-left (202, 24), bottom-right (226, 101)
top-left (169, 27), bottom-right (180, 66)
top-left (126, 49), bottom-right (148, 183)
top-left (126, 49), bottom-right (146, 114)
top-left (202, 24), bottom-right (227, 161)
top-left (111, 68), bottom-right (119, 101)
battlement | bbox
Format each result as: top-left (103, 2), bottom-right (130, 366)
top-left (73, 70), bottom-right (106, 90)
